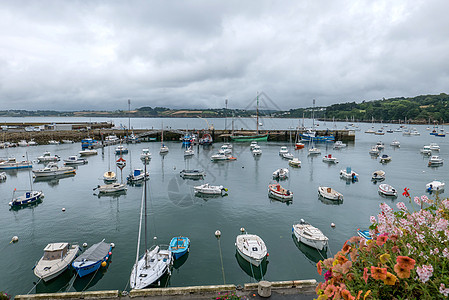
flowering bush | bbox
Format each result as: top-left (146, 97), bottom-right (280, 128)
top-left (215, 291), bottom-right (248, 300)
top-left (0, 292), bottom-right (10, 300)
top-left (315, 193), bottom-right (449, 299)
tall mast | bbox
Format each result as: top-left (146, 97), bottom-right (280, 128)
top-left (312, 99), bottom-right (315, 130)
top-left (225, 99), bottom-right (228, 130)
top-left (128, 99), bottom-right (131, 136)
top-left (256, 92), bottom-right (259, 134)
top-left (144, 160), bottom-right (148, 268)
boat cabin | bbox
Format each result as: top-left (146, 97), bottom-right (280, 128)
top-left (43, 243), bottom-right (69, 261)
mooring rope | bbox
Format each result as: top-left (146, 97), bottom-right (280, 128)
top-left (25, 278), bottom-right (41, 295)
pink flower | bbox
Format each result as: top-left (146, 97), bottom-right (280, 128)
top-left (442, 199), bottom-right (449, 209)
top-left (416, 264), bottom-right (434, 283)
top-left (324, 270), bottom-right (332, 281)
top-left (443, 248), bottom-right (449, 259)
top-left (436, 218), bottom-right (448, 231)
top-left (421, 195), bottom-right (430, 204)
top-left (414, 197), bottom-right (421, 205)
top-left (396, 202), bottom-right (407, 211)
top-left (370, 216), bottom-right (376, 224)
top-left (440, 284), bottom-right (449, 297)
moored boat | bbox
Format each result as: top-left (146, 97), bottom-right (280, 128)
top-left (194, 183), bottom-right (227, 195)
top-left (115, 145), bottom-right (128, 155)
top-left (140, 149), bottom-right (152, 161)
top-left (252, 145), bottom-right (262, 156)
top-left (420, 145), bottom-right (432, 155)
top-left (169, 237), bottom-right (190, 260)
top-left (292, 219), bottom-right (328, 250)
top-left (378, 184), bottom-right (398, 197)
top-left (273, 168), bottom-right (289, 180)
top-left (0, 158), bottom-right (32, 170)
top-left (426, 180), bottom-right (445, 192)
top-left (428, 155), bottom-right (444, 166)
top-left (279, 146), bottom-right (288, 156)
top-left (322, 154), bottom-right (338, 164)
top-left (37, 152), bottom-right (60, 163)
top-left (371, 170), bottom-right (385, 181)
top-left (318, 186), bottom-right (343, 201)
top-left (72, 240), bottom-right (113, 277)
top-left (95, 183), bottom-right (127, 194)
top-left (34, 243), bottom-right (80, 282)
top-left (9, 190), bottom-right (44, 206)
top-left (429, 143), bottom-right (440, 151)
top-left (282, 153), bottom-right (294, 160)
top-left (340, 167), bottom-right (358, 181)
top-left (333, 141), bottom-right (347, 149)
top-left (289, 158), bottom-right (301, 167)
top-left (180, 169), bottom-right (205, 179)
top-left (63, 156), bottom-right (87, 165)
top-left (235, 233), bottom-right (267, 267)
top-left (103, 171), bottom-right (117, 183)
top-left (379, 154), bottom-right (392, 163)
top-left (79, 149), bottom-right (98, 156)
top-left (127, 169), bottom-right (149, 183)
top-left (268, 183), bottom-right (293, 201)
top-left (33, 163), bottom-right (76, 178)
top-left (390, 140), bottom-right (400, 147)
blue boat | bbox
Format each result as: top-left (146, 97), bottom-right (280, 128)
top-left (169, 237), bottom-right (190, 260)
top-left (72, 240), bottom-right (112, 277)
top-left (9, 191), bottom-right (44, 207)
top-left (357, 229), bottom-right (372, 240)
top-left (81, 138), bottom-right (99, 149)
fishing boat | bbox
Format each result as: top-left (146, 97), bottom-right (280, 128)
top-left (103, 171), bottom-right (117, 183)
top-left (252, 145), bottom-right (262, 156)
top-left (279, 146), bottom-right (289, 156)
top-left (169, 237), bottom-right (190, 260)
top-left (235, 233), bottom-right (267, 267)
top-left (250, 141), bottom-right (258, 150)
top-left (18, 140), bottom-right (29, 147)
top-left (295, 142), bottom-right (305, 150)
top-left (282, 153), bottom-right (294, 160)
top-left (420, 145), bottom-right (432, 155)
top-left (115, 145), bottom-right (128, 155)
top-left (426, 181), bottom-right (445, 192)
top-left (79, 149), bottom-right (98, 156)
top-left (81, 138), bottom-right (99, 149)
top-left (127, 169), bottom-right (149, 183)
top-left (9, 190), bottom-right (44, 207)
top-left (210, 153), bottom-right (229, 161)
top-left (184, 147), bottom-right (194, 157)
top-left (63, 156), bottom-right (87, 165)
top-left (268, 183), bottom-right (293, 201)
top-left (140, 149), bottom-right (152, 161)
top-left (371, 170), bottom-right (386, 181)
top-left (340, 167), bottom-right (358, 181)
top-left (159, 123), bottom-right (169, 154)
top-left (37, 152), bottom-right (60, 163)
top-left (94, 183), bottom-right (127, 194)
top-left (390, 140), bottom-right (400, 147)
top-left (72, 240), bottom-right (113, 277)
top-left (322, 154), bottom-right (338, 164)
top-left (429, 143), bottom-right (440, 151)
top-left (48, 140), bottom-right (60, 145)
top-left (333, 141), bottom-right (347, 149)
top-left (318, 186), bottom-right (343, 201)
top-left (194, 183), bottom-right (227, 195)
top-left (0, 158), bottom-right (32, 170)
top-left (292, 219), bottom-right (328, 251)
top-left (180, 169), bottom-right (205, 179)
top-left (199, 133), bottom-right (213, 145)
top-left (379, 154), bottom-right (392, 163)
top-left (428, 155), bottom-right (444, 166)
top-left (378, 184), bottom-right (398, 197)
top-left (289, 158), bottom-right (301, 167)
top-left (32, 162), bottom-right (76, 178)
top-left (273, 168), bottom-right (289, 180)
top-left (130, 163), bottom-right (173, 289)
top-left (34, 242), bottom-right (80, 282)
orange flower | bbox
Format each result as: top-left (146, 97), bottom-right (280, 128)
top-left (337, 255), bottom-right (349, 265)
top-left (391, 246), bottom-right (400, 254)
top-left (317, 261), bottom-right (323, 275)
top-left (396, 256), bottom-right (415, 269)
top-left (349, 236), bottom-right (362, 244)
top-left (323, 258), bottom-right (334, 269)
top-left (376, 235), bottom-right (388, 246)
top-left (341, 289), bottom-right (355, 300)
top-left (342, 240), bottom-right (351, 254)
top-left (383, 272), bottom-right (398, 285)
top-left (363, 267), bottom-right (369, 284)
top-left (350, 248), bottom-right (358, 262)
top-left (394, 263), bottom-right (411, 279)
top-left (370, 266), bottom-right (387, 280)
top-left (390, 234), bottom-right (398, 242)
top-left (379, 253), bottom-right (390, 264)
top-left (324, 284), bottom-right (338, 297)
top-left (356, 290), bottom-right (363, 300)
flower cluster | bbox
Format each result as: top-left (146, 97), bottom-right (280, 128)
top-left (0, 292), bottom-right (10, 300)
top-left (215, 291), bottom-right (247, 300)
top-left (315, 194), bottom-right (449, 299)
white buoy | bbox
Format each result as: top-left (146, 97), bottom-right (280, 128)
top-left (240, 227), bottom-right (245, 233)
top-left (173, 166), bottom-right (176, 170)
top-left (82, 242), bottom-right (88, 247)
top-left (62, 208), bottom-right (66, 212)
top-left (153, 236), bottom-right (157, 240)
top-left (331, 223), bottom-right (336, 228)
top-left (215, 230), bottom-right (221, 238)
top-left (110, 242), bottom-right (115, 248)
top-left (11, 236), bottom-right (19, 243)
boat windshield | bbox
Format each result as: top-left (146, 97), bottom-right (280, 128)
top-left (43, 248), bottom-right (66, 260)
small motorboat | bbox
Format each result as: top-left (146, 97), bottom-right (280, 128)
top-left (48, 140), bottom-right (60, 145)
top-left (292, 219), bottom-right (328, 250)
top-left (378, 184), bottom-right (398, 197)
top-left (322, 154), bottom-right (338, 164)
top-left (140, 149), bottom-right (152, 161)
top-left (0, 158), bottom-right (32, 170)
top-left (429, 143), bottom-right (440, 151)
top-left (252, 145), bottom-right (262, 156)
top-left (426, 180), bottom-right (445, 192)
top-left (318, 186), bottom-right (343, 201)
top-left (379, 154), bottom-right (392, 163)
top-left (9, 190), bottom-right (44, 206)
top-left (279, 146), bottom-right (289, 156)
top-left (371, 170), bottom-right (385, 181)
top-left (184, 147), bottom-right (194, 157)
top-left (390, 140), bottom-right (400, 147)
top-left (375, 129), bottom-right (385, 135)
top-left (340, 167), bottom-right (358, 181)
top-left (18, 140), bottom-right (29, 147)
top-left (420, 145), bottom-right (432, 155)
top-left (268, 183), bottom-right (293, 201)
top-left (219, 145), bottom-right (232, 155)
top-left (289, 158), bottom-right (301, 167)
top-left (127, 169), bottom-right (149, 183)
top-left (63, 156), bottom-right (87, 165)
top-left (34, 243), bottom-right (80, 282)
top-left (160, 144), bottom-right (169, 154)
top-left (211, 153), bottom-right (228, 161)
top-left (369, 146), bottom-right (380, 156)
top-left (295, 142), bottom-right (305, 150)
top-left (62, 140), bottom-right (74, 144)
top-left (33, 163), bottom-right (76, 178)
top-left (235, 233), bottom-right (267, 267)
top-left (308, 147), bottom-right (321, 155)
top-left (115, 145), bottom-right (128, 155)
top-left (273, 168), bottom-right (289, 180)
top-left (37, 152), bottom-right (60, 163)
top-left (250, 141), bottom-right (258, 150)
top-left (180, 169), bottom-right (205, 179)
top-left (376, 141), bottom-right (385, 150)
top-left (194, 183), bottom-right (227, 195)
top-left (0, 172), bottom-right (6, 181)
top-left (410, 128), bottom-right (420, 136)
top-left (95, 183), bottom-right (127, 194)
top-left (428, 155), bottom-right (444, 166)
top-left (333, 141), bottom-right (347, 149)
top-left (282, 153), bottom-right (294, 160)
top-left (79, 149), bottom-right (98, 156)
top-left (357, 229), bottom-right (372, 241)
top-left (169, 237), bottom-right (190, 260)
top-left (72, 240), bottom-right (113, 277)
top-left (365, 128), bottom-right (375, 134)
top-left (103, 171), bottom-right (117, 183)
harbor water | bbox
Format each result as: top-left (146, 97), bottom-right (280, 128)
top-left (0, 121), bottom-right (448, 296)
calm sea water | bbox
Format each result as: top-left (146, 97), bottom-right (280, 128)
top-left (0, 121), bottom-right (447, 296)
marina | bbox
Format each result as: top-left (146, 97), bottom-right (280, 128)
top-left (0, 119), bottom-right (448, 296)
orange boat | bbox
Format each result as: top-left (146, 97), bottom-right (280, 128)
top-left (295, 142), bottom-right (304, 150)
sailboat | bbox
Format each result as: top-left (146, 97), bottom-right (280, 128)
top-left (103, 146), bottom-right (117, 183)
top-left (130, 161), bottom-right (173, 289)
top-left (300, 99), bottom-right (334, 142)
top-left (9, 153), bottom-right (44, 207)
top-left (160, 123), bottom-right (169, 154)
top-left (230, 93), bottom-right (269, 142)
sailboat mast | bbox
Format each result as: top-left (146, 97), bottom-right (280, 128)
top-left (128, 99), bottom-right (131, 138)
top-left (256, 92), bottom-right (259, 134)
top-left (26, 152), bottom-right (33, 191)
top-left (312, 99), bottom-right (315, 130)
top-left (144, 160), bottom-right (148, 268)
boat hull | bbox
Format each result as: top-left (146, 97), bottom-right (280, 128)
top-left (169, 237), bottom-right (190, 260)
top-left (292, 224), bottom-right (328, 251)
top-left (230, 134), bottom-right (268, 142)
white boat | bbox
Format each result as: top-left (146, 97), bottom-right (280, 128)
top-left (340, 167), bottom-right (358, 181)
top-left (180, 169), bottom-right (205, 179)
top-left (235, 233), bottom-right (267, 267)
top-left (279, 146), bottom-right (289, 155)
top-left (63, 156), bottom-right (87, 165)
top-left (365, 128), bottom-right (375, 134)
top-left (105, 135), bottom-right (119, 142)
top-left (318, 186), bottom-right (343, 201)
top-left (426, 180), bottom-right (445, 192)
top-left (252, 145), bottom-right (262, 156)
top-left (410, 128), bottom-right (420, 136)
top-left (219, 145), bottom-right (232, 155)
top-left (18, 140), bottom-right (29, 147)
top-left (127, 169), bottom-right (149, 183)
top-left (33, 243), bottom-right (79, 282)
top-left (322, 154), bottom-right (338, 164)
top-left (28, 139), bottom-right (38, 146)
top-left (378, 184), bottom-right (398, 197)
top-left (429, 143), bottom-right (440, 151)
top-left (308, 147), bottom-right (321, 155)
top-left (140, 149), bottom-right (152, 161)
top-left (62, 140), bottom-right (74, 144)
top-left (48, 140), bottom-right (60, 145)
top-left (160, 144), bottom-right (169, 154)
top-left (289, 158), bottom-right (301, 167)
top-left (0, 158), bottom-right (32, 170)
top-left (372, 170), bottom-right (385, 181)
top-left (184, 147), bottom-right (194, 157)
top-left (79, 149), bottom-right (98, 156)
top-left (33, 163), bottom-right (76, 178)
top-left (282, 153), bottom-right (294, 160)
top-left (369, 146), bottom-right (380, 155)
top-left (95, 183), bottom-right (127, 194)
top-left (428, 156), bottom-right (444, 166)
top-left (333, 141), bottom-right (347, 149)
top-left (194, 183), bottom-right (227, 195)
top-left (375, 129), bottom-right (385, 135)
top-left (0, 172), bottom-right (6, 181)
top-left (211, 153), bottom-right (228, 161)
top-left (375, 141), bottom-right (385, 150)
top-left (379, 154), bottom-right (392, 163)
top-left (292, 219), bottom-right (328, 250)
top-left (268, 183), bottom-right (293, 201)
top-left (273, 168), bottom-right (289, 180)
top-left (390, 140), bottom-right (400, 147)
top-left (420, 145), bottom-right (432, 155)
top-left (250, 141), bottom-right (258, 150)
top-left (37, 152), bottom-right (60, 163)
top-left (115, 145), bottom-right (128, 155)
top-left (103, 171), bottom-right (117, 183)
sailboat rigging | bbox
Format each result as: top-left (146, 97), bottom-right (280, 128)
top-left (160, 122), bottom-right (169, 154)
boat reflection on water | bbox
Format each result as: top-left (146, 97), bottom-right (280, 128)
top-left (9, 199), bottom-right (43, 211)
top-left (34, 174), bottom-right (75, 186)
top-left (292, 234), bottom-right (327, 264)
top-left (235, 250), bottom-right (268, 281)
top-left (318, 195), bottom-right (343, 206)
top-left (173, 251), bottom-right (189, 270)
top-left (94, 190), bottom-right (127, 199)
top-left (269, 198), bottom-right (293, 205)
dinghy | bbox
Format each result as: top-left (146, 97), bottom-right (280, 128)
top-left (272, 168), bottom-right (289, 180)
top-left (288, 158), bottom-right (301, 167)
top-left (340, 167), bottom-right (358, 181)
top-left (169, 237), bottom-right (190, 260)
top-left (371, 170), bottom-right (385, 181)
top-left (235, 233), bottom-right (267, 267)
top-left (426, 181), bottom-right (445, 192)
top-left (378, 184), bottom-right (398, 197)
top-left (292, 219), bottom-right (328, 250)
top-left (72, 240), bottom-right (113, 277)
top-left (194, 183), bottom-right (227, 195)
top-left (318, 186), bottom-right (343, 201)
top-left (180, 169), bottom-right (205, 179)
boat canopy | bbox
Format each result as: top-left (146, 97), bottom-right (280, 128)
top-left (74, 241), bottom-right (110, 263)
top-left (43, 243), bottom-right (69, 260)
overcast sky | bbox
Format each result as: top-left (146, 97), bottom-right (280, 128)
top-left (1, 1), bottom-right (448, 111)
